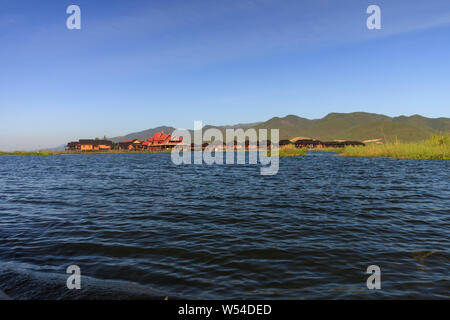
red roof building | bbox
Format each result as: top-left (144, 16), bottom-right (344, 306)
top-left (118, 132), bottom-right (183, 150)
top-left (151, 132), bottom-right (172, 145)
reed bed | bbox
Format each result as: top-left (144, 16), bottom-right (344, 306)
top-left (0, 151), bottom-right (58, 156)
top-left (0, 149), bottom-right (175, 155)
top-left (337, 134), bottom-right (450, 160)
top-left (277, 144), bottom-right (307, 157)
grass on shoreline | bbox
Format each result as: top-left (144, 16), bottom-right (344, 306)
top-left (1, 145), bottom-right (308, 157)
top-left (0, 151), bottom-right (58, 156)
top-left (278, 144), bottom-right (307, 157)
top-left (325, 134), bottom-right (450, 160)
top-left (0, 149), bottom-right (174, 156)
top-left (262, 144), bottom-right (307, 157)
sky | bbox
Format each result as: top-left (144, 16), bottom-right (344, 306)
top-left (0, 0), bottom-right (450, 151)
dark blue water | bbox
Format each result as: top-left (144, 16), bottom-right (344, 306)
top-left (0, 152), bottom-right (449, 299)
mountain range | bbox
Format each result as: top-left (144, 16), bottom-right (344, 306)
top-left (110, 112), bottom-right (450, 143)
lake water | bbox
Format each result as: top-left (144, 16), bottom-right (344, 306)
top-left (0, 152), bottom-right (449, 299)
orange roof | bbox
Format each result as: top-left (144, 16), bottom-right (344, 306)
top-left (150, 131), bottom-right (172, 144)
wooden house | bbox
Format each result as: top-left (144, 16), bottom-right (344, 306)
top-left (294, 139), bottom-right (365, 149)
top-left (66, 139), bottom-right (113, 151)
top-left (294, 139), bottom-right (322, 148)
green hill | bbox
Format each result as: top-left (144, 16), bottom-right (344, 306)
top-left (110, 112), bottom-right (449, 144)
top-left (254, 112), bottom-right (450, 142)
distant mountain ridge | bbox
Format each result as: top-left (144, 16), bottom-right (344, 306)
top-left (110, 112), bottom-right (450, 143)
top-left (255, 112), bottom-right (450, 142)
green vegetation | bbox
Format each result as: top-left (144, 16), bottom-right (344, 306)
top-left (334, 134), bottom-right (450, 160)
top-left (275, 144), bottom-right (307, 157)
top-left (254, 112), bottom-right (450, 142)
top-left (0, 149), bottom-right (175, 156)
top-left (0, 151), bottom-right (58, 156)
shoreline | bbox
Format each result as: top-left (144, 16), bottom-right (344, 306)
top-left (0, 147), bottom-right (307, 157)
top-left (0, 150), bottom-right (173, 156)
top-left (1, 134), bottom-right (448, 160)
top-left (1, 149), bottom-right (448, 159)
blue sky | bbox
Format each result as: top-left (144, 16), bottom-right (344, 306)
top-left (1, 0), bottom-right (450, 150)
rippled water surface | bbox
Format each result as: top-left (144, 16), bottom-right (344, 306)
top-left (0, 152), bottom-right (449, 299)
